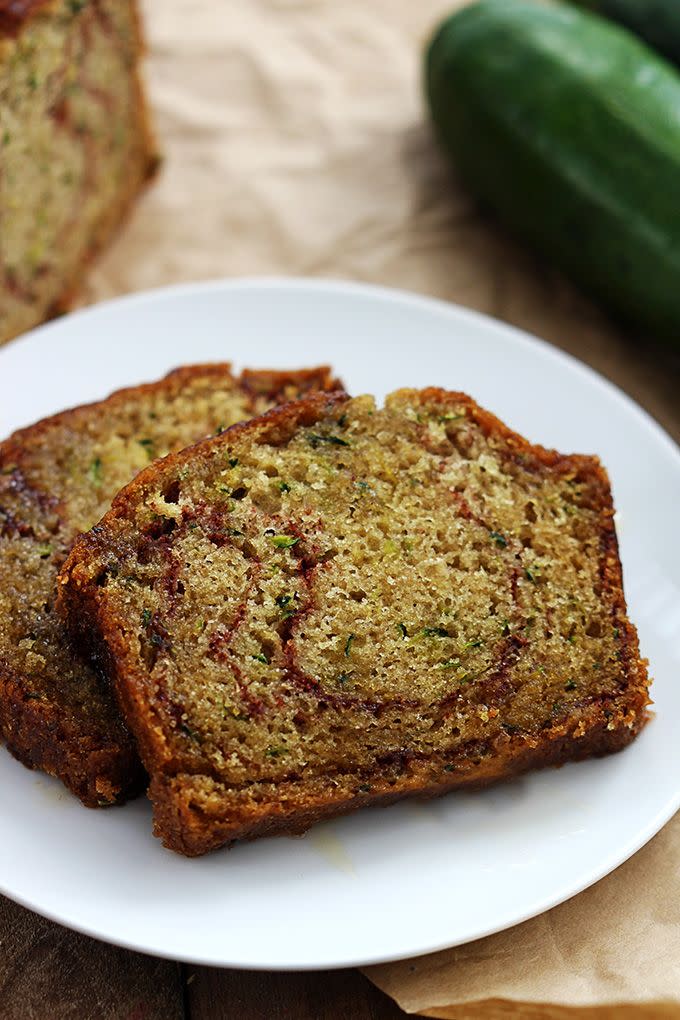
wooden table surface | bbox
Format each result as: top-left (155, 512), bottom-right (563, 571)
top-left (0, 896), bottom-right (407, 1019)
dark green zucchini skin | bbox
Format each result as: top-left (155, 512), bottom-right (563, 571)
top-left (426, 0), bottom-right (680, 345)
top-left (574, 0), bottom-right (680, 66)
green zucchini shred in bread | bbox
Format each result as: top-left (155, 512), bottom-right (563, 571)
top-left (58, 389), bottom-right (650, 855)
top-left (0, 364), bottom-right (339, 805)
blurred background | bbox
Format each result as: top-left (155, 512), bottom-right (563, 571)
top-left (80, 0), bottom-right (678, 441)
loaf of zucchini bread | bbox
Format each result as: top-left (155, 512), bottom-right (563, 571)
top-left (0, 0), bottom-right (157, 344)
top-left (59, 389), bottom-right (650, 855)
top-left (0, 364), bottom-right (338, 806)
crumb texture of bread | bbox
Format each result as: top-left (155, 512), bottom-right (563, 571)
top-left (0, 364), bottom-right (339, 805)
top-left (0, 0), bottom-right (157, 344)
top-left (58, 389), bottom-right (650, 852)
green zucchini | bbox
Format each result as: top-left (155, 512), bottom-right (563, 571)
top-left (426, 0), bottom-right (680, 344)
top-left (573, 0), bottom-right (680, 67)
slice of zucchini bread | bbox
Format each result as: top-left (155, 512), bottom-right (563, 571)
top-left (58, 389), bottom-right (650, 855)
top-left (0, 0), bottom-right (158, 344)
top-left (0, 364), bottom-right (338, 805)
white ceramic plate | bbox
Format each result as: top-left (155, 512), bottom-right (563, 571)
top-left (1, 279), bottom-right (678, 970)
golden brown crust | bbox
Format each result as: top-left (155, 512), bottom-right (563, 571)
top-left (46, 1), bottom-right (160, 325)
top-left (150, 715), bottom-right (641, 857)
top-left (0, 365), bottom-right (226, 460)
top-left (0, 661), bottom-right (145, 804)
top-left (58, 389), bottom-right (650, 852)
top-left (0, 364), bottom-right (338, 461)
top-left (0, 366), bottom-right (340, 806)
top-left (47, 157), bottom-right (160, 323)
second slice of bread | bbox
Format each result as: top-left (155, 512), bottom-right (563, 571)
top-left (58, 389), bottom-right (650, 853)
top-left (0, 365), bottom-right (338, 805)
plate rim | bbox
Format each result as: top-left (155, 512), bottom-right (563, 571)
top-left (1, 275), bottom-right (678, 970)
top-left (1, 781), bottom-right (678, 971)
top-left (9, 274), bottom-right (680, 467)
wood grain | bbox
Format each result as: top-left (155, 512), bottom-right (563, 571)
top-left (0, 896), bottom-right (183, 1020)
top-left (185, 966), bottom-right (408, 1020)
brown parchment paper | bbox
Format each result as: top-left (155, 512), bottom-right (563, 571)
top-left (78, 1), bottom-right (679, 1015)
top-left (85, 0), bottom-right (679, 445)
top-left (365, 809), bottom-right (680, 1018)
